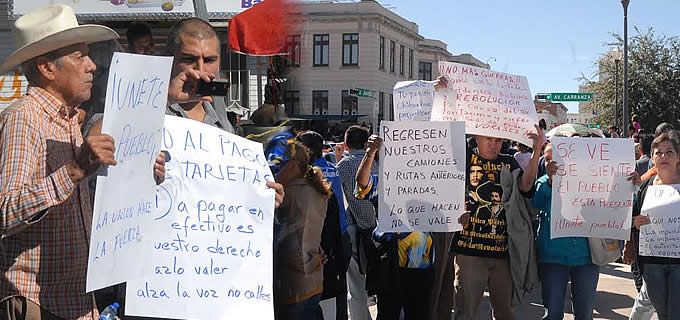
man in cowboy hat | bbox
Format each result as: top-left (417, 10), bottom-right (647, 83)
top-left (0, 5), bottom-right (165, 319)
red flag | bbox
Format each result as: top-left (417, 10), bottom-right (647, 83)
top-left (228, 0), bottom-right (296, 56)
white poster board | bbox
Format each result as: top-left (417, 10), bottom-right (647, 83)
top-left (378, 121), bottom-right (466, 232)
top-left (431, 61), bottom-right (538, 146)
top-left (14, 0), bottom-right (195, 15)
top-left (392, 80), bottom-right (435, 121)
top-left (87, 53), bottom-right (172, 292)
top-left (124, 116), bottom-right (275, 320)
top-left (550, 137), bottom-right (635, 240)
top-left (639, 184), bottom-right (680, 258)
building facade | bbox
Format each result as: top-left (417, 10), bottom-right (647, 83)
top-left (285, 0), bottom-right (488, 128)
top-left (534, 99), bottom-right (568, 129)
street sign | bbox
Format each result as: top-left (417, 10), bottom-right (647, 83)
top-left (353, 88), bottom-right (375, 99)
top-left (548, 93), bottom-right (593, 102)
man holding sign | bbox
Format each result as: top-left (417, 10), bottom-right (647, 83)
top-left (630, 132), bottom-right (680, 320)
top-left (0, 5), bottom-right (164, 319)
top-left (434, 76), bottom-right (546, 320)
top-left (164, 18), bottom-right (284, 206)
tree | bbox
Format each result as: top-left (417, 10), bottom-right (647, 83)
top-left (580, 28), bottom-right (680, 132)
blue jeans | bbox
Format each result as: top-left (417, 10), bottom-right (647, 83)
top-left (276, 294), bottom-right (323, 320)
top-left (540, 263), bottom-right (599, 320)
top-left (642, 263), bottom-right (680, 320)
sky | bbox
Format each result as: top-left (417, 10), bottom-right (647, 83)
top-left (383, 0), bottom-right (680, 113)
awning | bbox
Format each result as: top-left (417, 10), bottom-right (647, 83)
top-left (290, 114), bottom-right (369, 121)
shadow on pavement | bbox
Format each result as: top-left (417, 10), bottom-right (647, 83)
top-left (599, 264), bottom-right (634, 280)
top-left (593, 290), bottom-right (634, 320)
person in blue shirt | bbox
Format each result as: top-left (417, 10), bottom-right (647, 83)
top-left (531, 141), bottom-right (599, 320)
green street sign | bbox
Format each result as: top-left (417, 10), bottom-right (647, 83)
top-left (548, 93), bottom-right (593, 102)
top-left (351, 88), bottom-right (375, 99)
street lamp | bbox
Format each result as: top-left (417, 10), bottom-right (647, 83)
top-left (622, 0), bottom-right (630, 136)
top-left (611, 47), bottom-right (623, 130)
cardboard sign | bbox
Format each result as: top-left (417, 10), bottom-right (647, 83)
top-left (124, 116), bottom-right (275, 320)
top-left (392, 80), bottom-right (435, 121)
top-left (87, 53), bottom-right (172, 292)
top-left (639, 184), bottom-right (680, 258)
top-left (431, 61), bottom-right (538, 146)
top-left (550, 137), bottom-right (635, 240)
top-left (378, 120), bottom-right (466, 232)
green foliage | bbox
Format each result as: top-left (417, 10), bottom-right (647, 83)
top-left (580, 28), bottom-right (680, 132)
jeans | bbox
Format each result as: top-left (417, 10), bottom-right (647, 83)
top-left (629, 280), bottom-right (655, 320)
top-left (642, 263), bottom-right (680, 320)
top-left (276, 294), bottom-right (323, 320)
top-left (540, 263), bottom-right (599, 320)
top-left (377, 268), bottom-right (433, 320)
top-left (347, 224), bottom-right (372, 320)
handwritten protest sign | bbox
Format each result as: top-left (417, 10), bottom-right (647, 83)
top-left (639, 185), bottom-right (680, 258)
top-left (393, 80), bottom-right (434, 121)
top-left (87, 53), bottom-right (172, 292)
top-left (550, 137), bottom-right (635, 240)
top-left (124, 116), bottom-right (275, 320)
top-left (431, 61), bottom-right (538, 146)
top-left (378, 121), bottom-right (466, 232)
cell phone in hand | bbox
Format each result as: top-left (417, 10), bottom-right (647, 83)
top-left (196, 79), bottom-right (230, 97)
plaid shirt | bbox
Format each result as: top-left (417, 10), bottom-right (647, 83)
top-left (336, 150), bottom-right (377, 230)
top-left (0, 87), bottom-right (97, 319)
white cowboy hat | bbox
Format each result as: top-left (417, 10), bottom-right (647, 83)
top-left (0, 4), bottom-right (119, 74)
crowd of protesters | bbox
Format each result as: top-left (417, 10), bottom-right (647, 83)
top-left (1, 4), bottom-right (680, 320)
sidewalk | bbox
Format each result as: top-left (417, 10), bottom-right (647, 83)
top-left (367, 262), bottom-right (656, 320)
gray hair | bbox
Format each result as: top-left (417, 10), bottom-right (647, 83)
top-left (21, 52), bottom-right (65, 86)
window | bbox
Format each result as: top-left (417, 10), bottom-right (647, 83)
top-left (379, 91), bottom-right (385, 121)
top-left (284, 90), bottom-right (300, 115)
top-left (313, 34), bottom-right (329, 66)
top-left (419, 62), bottom-right (432, 81)
top-left (312, 90), bottom-right (329, 115)
top-left (286, 35), bottom-right (301, 67)
top-left (379, 36), bottom-right (385, 70)
top-left (408, 49), bottom-right (414, 79)
top-left (399, 45), bottom-right (405, 76)
top-left (342, 90), bottom-right (359, 115)
top-left (342, 33), bottom-right (359, 66)
top-left (389, 40), bottom-right (395, 72)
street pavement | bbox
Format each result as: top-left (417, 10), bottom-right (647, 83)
top-left (367, 262), bottom-right (656, 320)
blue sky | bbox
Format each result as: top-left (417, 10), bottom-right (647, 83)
top-left (384, 0), bottom-right (680, 113)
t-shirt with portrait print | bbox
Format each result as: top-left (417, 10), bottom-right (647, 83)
top-left (453, 148), bottom-right (522, 259)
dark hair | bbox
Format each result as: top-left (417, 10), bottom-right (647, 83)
top-left (286, 141), bottom-right (331, 198)
top-left (126, 23), bottom-right (152, 43)
top-left (297, 131), bottom-right (324, 161)
top-left (632, 114), bottom-right (639, 123)
top-left (344, 125), bottom-right (369, 150)
top-left (538, 119), bottom-right (547, 130)
top-left (655, 122), bottom-right (674, 137)
top-left (651, 131), bottom-right (680, 155)
top-left (608, 125), bottom-right (618, 130)
top-left (165, 18), bottom-right (219, 56)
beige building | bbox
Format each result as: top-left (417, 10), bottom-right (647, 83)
top-left (286, 0), bottom-right (488, 127)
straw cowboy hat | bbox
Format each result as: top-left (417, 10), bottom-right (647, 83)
top-left (0, 4), bottom-right (119, 74)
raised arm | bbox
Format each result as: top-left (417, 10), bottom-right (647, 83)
top-left (519, 125), bottom-right (547, 193)
top-left (356, 135), bottom-right (382, 189)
